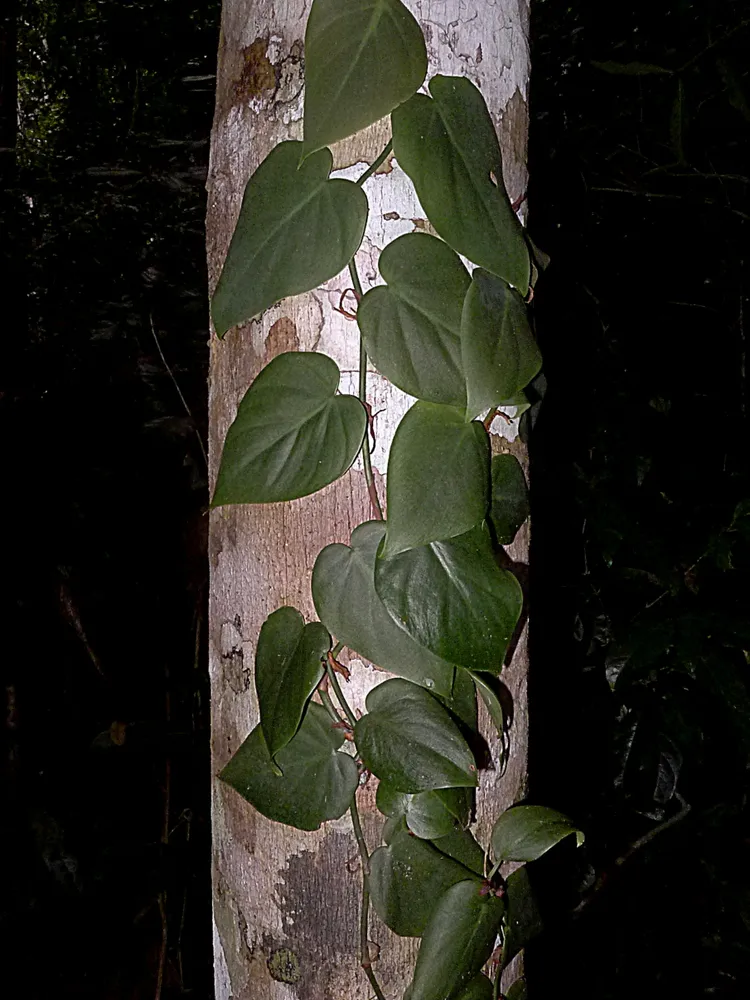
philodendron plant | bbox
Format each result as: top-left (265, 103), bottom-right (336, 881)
top-left (211, 2), bottom-right (583, 998)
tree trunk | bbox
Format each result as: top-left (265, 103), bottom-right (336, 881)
top-left (206, 3), bottom-right (531, 997)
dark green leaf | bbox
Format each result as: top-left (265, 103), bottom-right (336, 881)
top-left (504, 979), bottom-right (527, 1000)
top-left (502, 866), bottom-right (543, 968)
top-left (468, 670), bottom-right (511, 743)
top-left (489, 454), bottom-right (529, 545)
top-left (369, 822), bottom-right (481, 936)
top-left (219, 703), bottom-right (358, 831)
top-left (211, 142), bottom-right (368, 336)
top-left (408, 879), bottom-right (505, 1000)
top-left (375, 524), bottom-right (523, 672)
top-left (311, 521), bottom-right (456, 697)
top-left (442, 666), bottom-right (479, 732)
top-left (376, 779), bottom-right (411, 818)
top-left (303, 0), bottom-right (427, 153)
top-left (392, 76), bottom-right (530, 294)
top-left (491, 805), bottom-right (585, 863)
top-left (454, 976), bottom-right (493, 1000)
top-left (461, 271), bottom-right (542, 421)
top-left (592, 60), bottom-right (673, 76)
top-left (357, 233), bottom-right (469, 406)
top-left (382, 815), bottom-right (403, 845)
top-left (406, 787), bottom-right (473, 839)
top-left (432, 829), bottom-right (486, 876)
top-left (383, 402), bottom-right (490, 558)
top-left (212, 352), bottom-right (366, 505)
top-left (355, 679), bottom-right (478, 792)
top-left (255, 607), bottom-right (330, 762)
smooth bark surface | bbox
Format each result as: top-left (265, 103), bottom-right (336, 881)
top-left (206, 2), bottom-right (531, 996)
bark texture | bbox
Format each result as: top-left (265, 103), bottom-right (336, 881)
top-left (206, 3), bottom-right (531, 997)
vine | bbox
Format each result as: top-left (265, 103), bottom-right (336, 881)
top-left (211, 2), bottom-right (583, 998)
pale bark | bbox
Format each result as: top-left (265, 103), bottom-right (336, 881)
top-left (206, 2), bottom-right (531, 997)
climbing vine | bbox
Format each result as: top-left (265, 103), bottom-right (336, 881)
top-left (211, 2), bottom-right (583, 998)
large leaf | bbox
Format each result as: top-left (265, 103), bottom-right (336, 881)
top-left (212, 352), bottom-right (366, 505)
top-left (211, 142), bottom-right (368, 336)
top-left (502, 866), bottom-right (543, 968)
top-left (383, 402), bottom-right (490, 558)
top-left (219, 703), bottom-right (358, 831)
top-left (311, 521), bottom-right (456, 697)
top-left (454, 976), bottom-right (493, 1000)
top-left (376, 781), bottom-right (472, 839)
top-left (354, 679), bottom-right (478, 792)
top-left (408, 879), bottom-right (505, 1000)
top-left (369, 821), bottom-right (481, 937)
top-left (255, 607), bottom-right (330, 762)
top-left (489, 454), bottom-right (530, 546)
top-left (303, 0), bottom-right (427, 153)
top-left (461, 271), bottom-right (542, 421)
top-left (375, 525), bottom-right (523, 672)
top-left (392, 76), bottom-right (530, 294)
top-left (491, 805), bottom-right (585, 863)
top-left (357, 233), bottom-right (469, 406)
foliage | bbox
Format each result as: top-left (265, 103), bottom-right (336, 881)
top-left (213, 2), bottom-right (582, 996)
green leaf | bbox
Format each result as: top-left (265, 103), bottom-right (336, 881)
top-left (303, 0), bottom-right (427, 154)
top-left (592, 60), bottom-right (673, 76)
top-left (392, 75), bottom-right (530, 295)
top-left (505, 979), bottom-right (527, 1000)
top-left (355, 679), bottom-right (478, 792)
top-left (405, 787), bottom-right (473, 839)
top-left (454, 976), bottom-right (493, 1000)
top-left (375, 524), bottom-right (524, 672)
top-left (375, 780), bottom-right (411, 818)
top-left (383, 402), bottom-right (490, 558)
top-left (255, 607), bottom-right (330, 762)
top-left (219, 703), bottom-right (358, 831)
top-left (211, 142), bottom-right (368, 336)
top-left (432, 829), bottom-right (486, 876)
top-left (461, 271), bottom-right (542, 421)
top-left (489, 454), bottom-right (529, 546)
top-left (468, 670), bottom-right (511, 743)
top-left (312, 521), bottom-right (456, 696)
top-left (212, 352), bottom-right (366, 505)
top-left (408, 879), bottom-right (505, 1000)
top-left (491, 805), bottom-right (585, 863)
top-left (502, 866), bottom-right (543, 968)
top-left (369, 822), bottom-right (481, 936)
top-left (442, 666), bottom-right (479, 733)
top-left (357, 233), bottom-right (470, 406)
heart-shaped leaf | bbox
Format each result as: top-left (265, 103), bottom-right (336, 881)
top-left (408, 879), bottom-right (505, 1000)
top-left (357, 233), bottom-right (470, 406)
top-left (392, 76), bottom-right (530, 294)
top-left (219, 703), bottom-right (358, 831)
top-left (311, 521), bottom-right (456, 697)
top-left (255, 607), bottom-right (330, 762)
top-left (211, 141), bottom-right (368, 336)
top-left (502, 866), bottom-right (543, 969)
top-left (355, 679), bottom-right (478, 792)
top-left (432, 829), bottom-right (486, 876)
top-left (375, 525), bottom-right (523, 672)
top-left (489, 454), bottom-right (530, 546)
top-left (461, 271), bottom-right (542, 420)
top-left (212, 351), bottom-right (366, 505)
top-left (382, 402), bottom-right (490, 558)
top-left (375, 781), bottom-right (472, 839)
top-left (303, 0), bottom-right (427, 154)
top-left (491, 805), bottom-right (585, 863)
top-left (369, 821), bottom-right (481, 937)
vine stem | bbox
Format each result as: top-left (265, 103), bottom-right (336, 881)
top-left (356, 138), bottom-right (393, 188)
top-left (318, 685), bottom-right (343, 726)
top-left (348, 258), bottom-right (384, 521)
top-left (325, 656), bottom-right (358, 731)
top-left (350, 797), bottom-right (386, 1000)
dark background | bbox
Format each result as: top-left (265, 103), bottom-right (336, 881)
top-left (1, 1), bottom-right (748, 998)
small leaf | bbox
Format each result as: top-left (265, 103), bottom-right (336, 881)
top-left (392, 75), bottom-right (530, 294)
top-left (355, 679), bottom-right (478, 792)
top-left (405, 787), bottom-right (473, 839)
top-left (592, 59), bottom-right (673, 76)
top-left (432, 829), bottom-right (486, 876)
top-left (505, 980), bottom-right (528, 1000)
top-left (211, 142), bottom-right (368, 335)
top-left (489, 454), bottom-right (530, 546)
top-left (461, 271), bottom-right (542, 421)
top-left (219, 703), bottom-right (358, 831)
top-left (357, 233), bottom-right (470, 406)
top-left (312, 521), bottom-right (456, 697)
top-left (304, 0), bottom-right (427, 153)
top-left (369, 822), bottom-right (481, 936)
top-left (383, 402), bottom-right (490, 558)
top-left (468, 670), bottom-right (512, 743)
top-left (442, 666), bottom-right (479, 733)
top-left (212, 352), bottom-right (366, 505)
top-left (376, 780), bottom-right (411, 818)
top-left (502, 866), bottom-right (543, 968)
top-left (255, 607), bottom-right (330, 761)
top-left (491, 805), bottom-right (585, 863)
top-left (408, 879), bottom-right (505, 1000)
top-left (375, 524), bottom-right (523, 672)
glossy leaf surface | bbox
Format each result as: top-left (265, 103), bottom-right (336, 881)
top-left (376, 781), bottom-right (472, 838)
top-left (491, 805), bottom-right (585, 862)
top-left (489, 454), bottom-right (530, 545)
top-left (212, 352), bottom-right (366, 505)
top-left (432, 829), bottom-right (486, 876)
